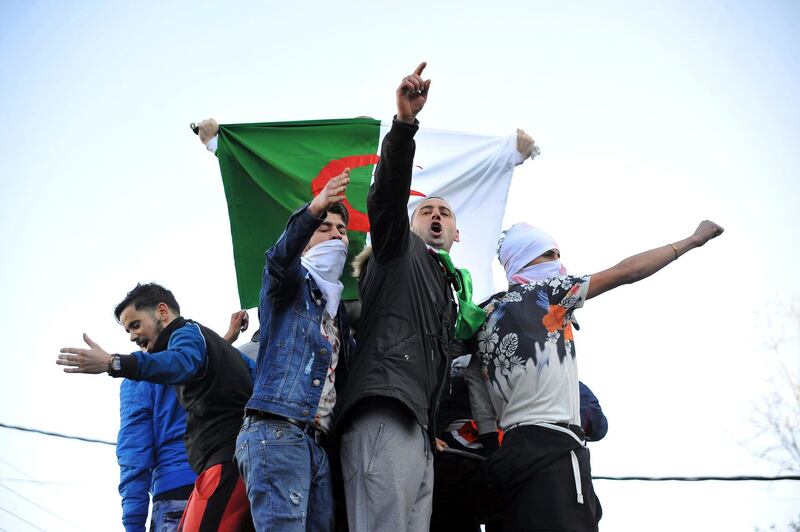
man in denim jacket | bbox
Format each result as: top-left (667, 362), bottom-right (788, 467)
top-left (236, 170), bottom-right (355, 531)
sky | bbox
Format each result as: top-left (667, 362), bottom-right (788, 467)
top-left (1, 1), bottom-right (799, 530)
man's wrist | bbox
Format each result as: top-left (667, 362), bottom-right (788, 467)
top-left (306, 201), bottom-right (327, 220)
top-left (107, 354), bottom-right (121, 375)
top-left (108, 354), bottom-right (136, 378)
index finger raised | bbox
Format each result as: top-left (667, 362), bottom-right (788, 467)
top-left (413, 61), bottom-right (427, 76)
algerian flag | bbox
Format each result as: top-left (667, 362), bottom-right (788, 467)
top-left (214, 118), bottom-right (527, 309)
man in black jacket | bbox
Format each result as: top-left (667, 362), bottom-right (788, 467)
top-left (58, 283), bottom-right (256, 531)
top-left (334, 62), bottom-right (458, 532)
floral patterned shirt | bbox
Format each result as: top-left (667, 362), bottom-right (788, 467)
top-left (475, 275), bottom-right (591, 430)
top-left (313, 312), bottom-right (340, 433)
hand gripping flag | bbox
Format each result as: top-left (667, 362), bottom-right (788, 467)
top-left (214, 117), bottom-right (528, 309)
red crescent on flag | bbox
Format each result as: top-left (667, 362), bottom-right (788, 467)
top-left (312, 155), bottom-right (426, 233)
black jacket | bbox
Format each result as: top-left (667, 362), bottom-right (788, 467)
top-left (334, 120), bottom-right (456, 435)
top-left (152, 318), bottom-right (253, 473)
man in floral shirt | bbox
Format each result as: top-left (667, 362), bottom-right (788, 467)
top-left (470, 219), bottom-right (723, 531)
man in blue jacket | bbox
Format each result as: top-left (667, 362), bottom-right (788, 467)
top-left (117, 381), bottom-right (195, 532)
top-left (236, 170), bottom-right (354, 531)
top-left (116, 310), bottom-right (251, 532)
top-left (58, 283), bottom-right (256, 531)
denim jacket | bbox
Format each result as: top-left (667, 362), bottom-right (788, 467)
top-left (246, 204), bottom-right (354, 425)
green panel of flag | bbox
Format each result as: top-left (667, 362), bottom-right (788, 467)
top-left (216, 118), bottom-right (381, 308)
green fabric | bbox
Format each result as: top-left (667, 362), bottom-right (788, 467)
top-left (215, 118), bottom-right (382, 309)
top-left (436, 249), bottom-right (488, 340)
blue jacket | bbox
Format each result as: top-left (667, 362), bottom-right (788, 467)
top-left (579, 382), bottom-right (609, 441)
top-left (247, 204), bottom-right (354, 424)
top-left (117, 380), bottom-right (195, 532)
top-left (114, 320), bottom-right (256, 473)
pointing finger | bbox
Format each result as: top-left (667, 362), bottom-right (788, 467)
top-left (413, 62), bottom-right (427, 76)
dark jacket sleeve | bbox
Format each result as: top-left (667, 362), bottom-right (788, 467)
top-left (117, 380), bottom-right (154, 532)
top-left (367, 120), bottom-right (419, 262)
top-left (265, 203), bottom-right (324, 302)
top-left (579, 381), bottom-right (608, 441)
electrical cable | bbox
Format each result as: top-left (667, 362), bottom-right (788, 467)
top-left (0, 422), bottom-right (115, 446)
top-left (2, 421), bottom-right (799, 483)
top-left (594, 475), bottom-right (800, 482)
top-left (0, 483), bottom-right (82, 530)
top-left (0, 504), bottom-right (46, 531)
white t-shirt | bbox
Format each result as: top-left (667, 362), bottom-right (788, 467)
top-left (475, 275), bottom-right (591, 430)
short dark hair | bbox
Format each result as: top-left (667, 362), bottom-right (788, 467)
top-left (327, 202), bottom-right (349, 226)
top-left (114, 283), bottom-right (181, 321)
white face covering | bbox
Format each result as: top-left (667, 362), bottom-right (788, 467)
top-left (300, 239), bottom-right (347, 317)
top-left (511, 260), bottom-right (567, 284)
top-left (497, 222), bottom-right (567, 284)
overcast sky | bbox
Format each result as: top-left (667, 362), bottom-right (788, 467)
top-left (1, 1), bottom-right (798, 530)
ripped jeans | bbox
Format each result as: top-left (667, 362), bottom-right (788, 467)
top-left (235, 416), bottom-right (334, 532)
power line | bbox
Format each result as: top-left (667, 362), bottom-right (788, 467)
top-left (594, 475), bottom-right (800, 482)
top-left (0, 422), bottom-right (115, 446)
top-left (1, 421), bottom-right (799, 483)
top-left (0, 505), bottom-right (46, 532)
top-left (0, 478), bottom-right (85, 487)
top-left (0, 457), bottom-right (32, 480)
top-left (0, 483), bottom-right (82, 530)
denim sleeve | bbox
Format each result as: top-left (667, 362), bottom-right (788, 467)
top-left (117, 380), bottom-right (154, 532)
top-left (579, 381), bottom-right (609, 441)
top-left (264, 203), bottom-right (323, 302)
top-left (132, 324), bottom-right (207, 384)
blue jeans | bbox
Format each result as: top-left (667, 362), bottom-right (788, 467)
top-left (235, 417), bottom-right (334, 532)
top-left (149, 498), bottom-right (187, 532)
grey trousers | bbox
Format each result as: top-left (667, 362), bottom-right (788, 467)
top-left (339, 401), bottom-right (434, 532)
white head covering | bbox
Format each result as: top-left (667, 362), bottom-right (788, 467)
top-left (497, 223), bottom-right (567, 284)
top-left (300, 239), bottom-right (347, 317)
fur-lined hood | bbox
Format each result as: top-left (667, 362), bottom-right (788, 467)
top-left (351, 245), bottom-right (372, 279)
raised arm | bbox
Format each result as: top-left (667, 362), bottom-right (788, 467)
top-left (587, 220), bottom-right (724, 300)
top-left (368, 62), bottom-right (430, 261)
top-left (265, 170), bottom-right (349, 300)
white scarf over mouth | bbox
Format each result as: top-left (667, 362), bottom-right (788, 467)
top-left (497, 222), bottom-right (567, 284)
top-left (301, 239), bottom-right (347, 317)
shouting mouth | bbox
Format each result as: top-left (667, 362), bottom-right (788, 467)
top-left (135, 337), bottom-right (150, 351)
top-left (430, 221), bottom-right (442, 237)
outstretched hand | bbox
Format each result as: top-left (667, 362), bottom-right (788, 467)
top-left (396, 62), bottom-right (431, 124)
top-left (57, 334), bottom-right (111, 374)
top-left (309, 168), bottom-right (350, 218)
top-left (692, 220), bottom-right (724, 246)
